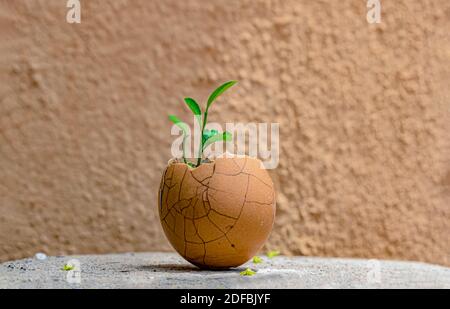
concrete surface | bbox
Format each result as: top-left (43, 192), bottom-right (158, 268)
top-left (1, 0), bottom-right (450, 267)
top-left (1, 252), bottom-right (449, 289)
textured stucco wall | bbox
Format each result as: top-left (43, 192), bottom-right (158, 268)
top-left (0, 0), bottom-right (449, 265)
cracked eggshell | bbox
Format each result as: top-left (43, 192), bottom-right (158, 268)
top-left (158, 156), bottom-right (276, 269)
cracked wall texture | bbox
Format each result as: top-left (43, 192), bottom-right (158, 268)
top-left (0, 0), bottom-right (449, 265)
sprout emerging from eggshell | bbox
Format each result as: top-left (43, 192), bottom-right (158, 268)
top-left (169, 81), bottom-right (237, 167)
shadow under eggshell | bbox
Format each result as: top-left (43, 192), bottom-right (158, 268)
top-left (158, 156), bottom-right (276, 269)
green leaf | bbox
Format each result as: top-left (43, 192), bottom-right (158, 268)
top-left (168, 115), bottom-right (189, 135)
top-left (267, 250), bottom-right (280, 259)
top-left (202, 129), bottom-right (219, 144)
top-left (206, 80), bottom-right (238, 111)
top-left (202, 131), bottom-right (232, 150)
top-left (184, 97), bottom-right (201, 116)
top-left (239, 268), bottom-right (256, 276)
top-left (252, 256), bottom-right (263, 264)
top-left (183, 98), bottom-right (202, 136)
top-left (62, 264), bottom-right (74, 271)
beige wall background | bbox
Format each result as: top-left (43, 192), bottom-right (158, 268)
top-left (0, 0), bottom-right (449, 265)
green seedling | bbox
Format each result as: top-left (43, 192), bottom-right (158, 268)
top-left (239, 268), bottom-right (257, 276)
top-left (169, 81), bottom-right (237, 167)
top-left (267, 250), bottom-right (280, 259)
top-left (62, 264), bottom-right (75, 271)
top-left (252, 256), bottom-right (263, 264)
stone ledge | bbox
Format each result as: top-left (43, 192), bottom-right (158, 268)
top-left (1, 252), bottom-right (449, 289)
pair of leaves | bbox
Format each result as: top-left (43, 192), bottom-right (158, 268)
top-left (182, 80), bottom-right (237, 120)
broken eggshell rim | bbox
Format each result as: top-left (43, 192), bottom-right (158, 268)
top-left (167, 154), bottom-right (264, 171)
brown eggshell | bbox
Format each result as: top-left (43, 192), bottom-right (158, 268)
top-left (158, 156), bottom-right (276, 269)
